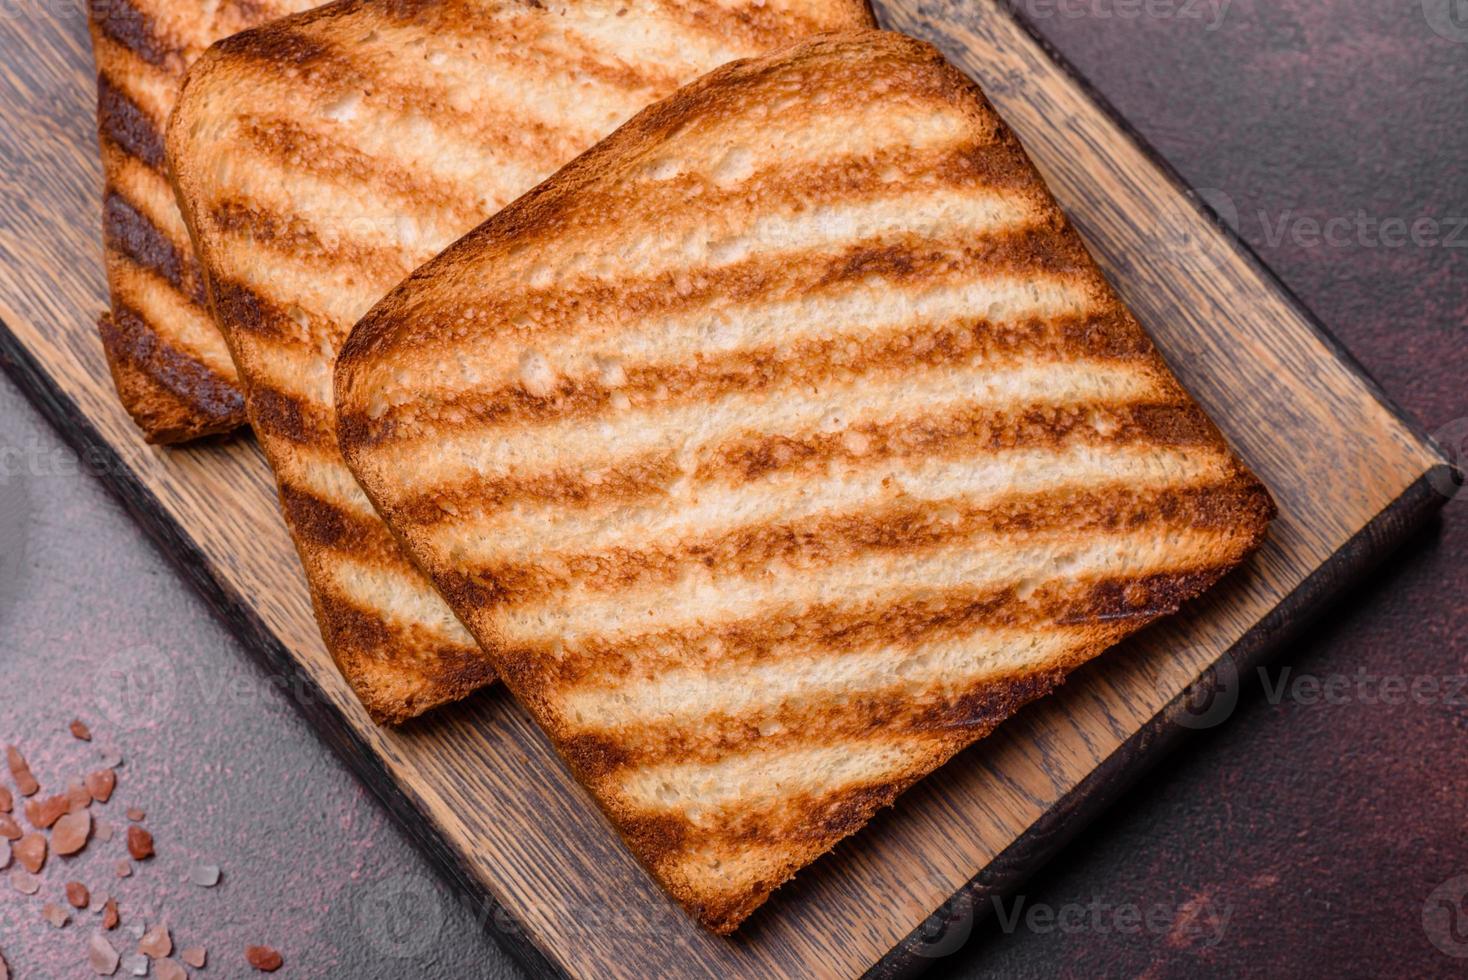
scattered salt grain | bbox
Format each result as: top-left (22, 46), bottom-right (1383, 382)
top-left (42, 902), bottom-right (71, 928)
top-left (189, 863), bottom-right (220, 887)
top-left (139, 922), bottom-right (171, 958)
top-left (126, 825), bottom-right (154, 860)
top-left (87, 769), bottom-right (116, 804)
top-left (126, 808), bottom-right (145, 823)
top-left (68, 778), bottom-right (93, 812)
top-left (245, 945), bottom-right (283, 972)
top-left (52, 809), bottom-right (92, 856)
top-left (15, 832), bottom-right (46, 872)
top-left (115, 860), bottom-right (131, 878)
top-left (25, 793), bottom-right (67, 829)
top-left (123, 953), bottom-right (149, 976)
top-left (90, 933), bottom-right (121, 976)
top-left (155, 959), bottom-right (186, 980)
top-left (9, 869), bottom-right (39, 894)
top-left (67, 880), bottom-right (91, 908)
top-left (5, 746), bottom-right (38, 797)
top-left (102, 897), bottom-right (119, 929)
top-left (71, 719), bottom-right (93, 741)
top-left (180, 947), bottom-right (205, 968)
top-left (99, 749), bottom-right (124, 769)
top-left (95, 818), bottom-right (115, 842)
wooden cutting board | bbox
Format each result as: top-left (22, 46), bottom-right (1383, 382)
top-left (0, 1), bottom-right (1451, 976)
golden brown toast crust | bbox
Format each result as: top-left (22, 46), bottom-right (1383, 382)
top-left (86, 0), bottom-right (320, 443)
top-left (338, 31), bottom-right (1274, 929)
top-left (166, 0), bottom-right (875, 722)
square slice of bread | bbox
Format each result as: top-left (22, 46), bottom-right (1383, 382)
top-left (87, 0), bottom-right (320, 442)
top-left (166, 0), bottom-right (875, 722)
top-left (336, 31), bottom-right (1275, 927)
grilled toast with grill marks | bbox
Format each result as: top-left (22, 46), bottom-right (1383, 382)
top-left (166, 0), bottom-right (875, 722)
top-left (336, 31), bottom-right (1275, 928)
top-left (87, 0), bottom-right (318, 442)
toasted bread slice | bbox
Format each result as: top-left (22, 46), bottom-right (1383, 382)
top-left (336, 31), bottom-right (1275, 928)
top-left (87, 0), bottom-right (319, 442)
top-left (166, 0), bottom-right (875, 722)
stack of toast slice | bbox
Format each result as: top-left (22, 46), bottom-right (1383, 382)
top-left (87, 0), bottom-right (319, 442)
top-left (165, 0), bottom-right (874, 722)
top-left (334, 32), bottom-right (1274, 930)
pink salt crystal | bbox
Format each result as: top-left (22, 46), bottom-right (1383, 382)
top-left (90, 933), bottom-right (121, 975)
top-left (139, 922), bottom-right (172, 958)
top-left (52, 809), bottom-right (92, 856)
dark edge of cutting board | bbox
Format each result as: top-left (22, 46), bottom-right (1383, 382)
top-left (0, 6), bottom-right (1455, 979)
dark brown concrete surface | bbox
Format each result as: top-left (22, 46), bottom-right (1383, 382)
top-left (1, 0), bottom-right (1463, 977)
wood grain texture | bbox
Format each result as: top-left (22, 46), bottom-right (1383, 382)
top-left (0, 1), bottom-right (1448, 977)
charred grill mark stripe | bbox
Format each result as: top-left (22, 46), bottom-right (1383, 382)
top-left (364, 4), bottom-right (684, 93)
top-left (312, 593), bottom-right (495, 712)
top-left (375, 193), bottom-right (1047, 393)
top-left (383, 356), bottom-right (1160, 512)
top-left (279, 483), bottom-right (404, 563)
top-left (351, 270), bottom-right (1102, 437)
top-left (228, 115), bottom-right (482, 221)
top-left (565, 658), bottom-right (1087, 776)
top-left (207, 197), bottom-right (412, 285)
top-left (357, 310), bottom-right (1148, 450)
top-left (96, 75), bottom-right (166, 169)
top-left (401, 404), bottom-right (1216, 547)
top-left (473, 482), bottom-right (1258, 603)
top-left (98, 305), bottom-right (244, 420)
top-left (248, 383), bottom-right (333, 445)
top-left (89, 0), bottom-right (186, 69)
top-left (609, 734), bottom-right (948, 820)
top-left (218, 38), bottom-right (601, 173)
top-left (314, 550), bottom-right (479, 644)
top-left (506, 566), bottom-right (1244, 698)
top-left (495, 524), bottom-right (1262, 650)
top-left (103, 191), bottom-right (184, 292)
top-left (209, 276), bottom-right (304, 341)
